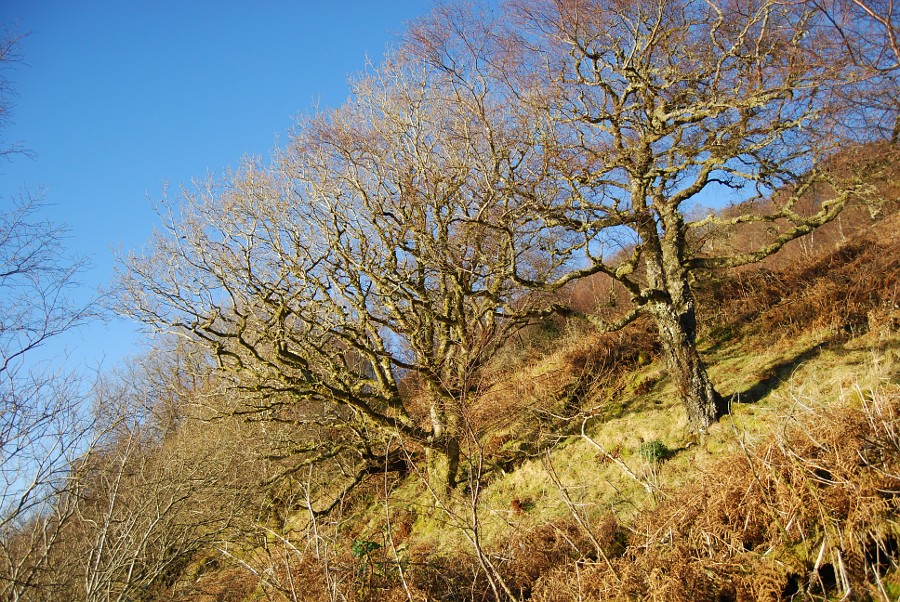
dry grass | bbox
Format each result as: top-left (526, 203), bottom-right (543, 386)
top-left (470, 320), bottom-right (660, 472)
top-left (698, 210), bottom-right (900, 351)
top-left (174, 159), bottom-right (900, 601)
top-left (530, 377), bottom-right (900, 602)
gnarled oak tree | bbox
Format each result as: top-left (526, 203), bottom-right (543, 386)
top-left (118, 55), bottom-right (570, 493)
top-left (408, 0), bottom-right (893, 429)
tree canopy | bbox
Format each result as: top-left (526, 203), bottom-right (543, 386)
top-left (118, 0), bottom-right (898, 491)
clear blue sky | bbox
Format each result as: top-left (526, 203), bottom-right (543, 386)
top-left (1, 1), bottom-right (431, 371)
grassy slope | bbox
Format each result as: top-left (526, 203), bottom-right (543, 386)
top-left (177, 211), bottom-right (899, 601)
top-left (381, 211), bottom-right (898, 601)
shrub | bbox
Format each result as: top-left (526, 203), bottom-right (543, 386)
top-left (638, 440), bottom-right (671, 464)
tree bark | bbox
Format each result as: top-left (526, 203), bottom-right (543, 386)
top-left (650, 299), bottom-right (727, 430)
top-left (427, 399), bottom-right (461, 496)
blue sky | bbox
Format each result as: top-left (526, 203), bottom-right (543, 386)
top-left (1, 1), bottom-right (431, 371)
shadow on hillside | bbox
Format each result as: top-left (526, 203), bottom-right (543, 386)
top-left (728, 341), bottom-right (829, 405)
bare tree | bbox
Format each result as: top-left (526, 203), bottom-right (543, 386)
top-left (119, 1), bottom-right (895, 502)
top-left (0, 195), bottom-right (94, 528)
top-left (407, 0), bottom-right (893, 430)
top-left (40, 362), bottom-right (253, 602)
top-left (0, 32), bottom-right (97, 600)
top-left (809, 0), bottom-right (900, 141)
top-left (0, 28), bottom-right (31, 162)
top-left (60, 435), bottom-right (218, 602)
top-left (117, 51), bottom-right (572, 493)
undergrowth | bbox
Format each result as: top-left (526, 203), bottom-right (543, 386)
top-left (531, 377), bottom-right (900, 602)
top-left (170, 204), bottom-right (900, 601)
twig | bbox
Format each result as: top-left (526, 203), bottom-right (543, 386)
top-left (383, 436), bottom-right (413, 602)
top-left (581, 415), bottom-right (655, 498)
top-left (542, 449), bottom-right (620, 581)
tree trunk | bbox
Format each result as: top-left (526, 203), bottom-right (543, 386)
top-left (425, 441), bottom-right (460, 497)
top-left (892, 111), bottom-right (899, 145)
top-left (650, 299), bottom-right (727, 431)
top-left (641, 202), bottom-right (728, 431)
top-left (427, 399), bottom-right (460, 496)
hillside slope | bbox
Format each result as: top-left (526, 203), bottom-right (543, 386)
top-left (165, 208), bottom-right (900, 601)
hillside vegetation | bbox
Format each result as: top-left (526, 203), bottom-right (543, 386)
top-left (4, 150), bottom-right (899, 602)
top-left (72, 177), bottom-right (898, 602)
top-left (129, 191), bottom-right (899, 602)
top-left (1, 0), bottom-right (899, 600)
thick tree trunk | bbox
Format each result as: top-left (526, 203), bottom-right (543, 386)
top-left (640, 202), bottom-right (728, 431)
top-left (650, 299), bottom-right (727, 431)
top-left (425, 441), bottom-right (460, 496)
top-left (427, 399), bottom-right (461, 496)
